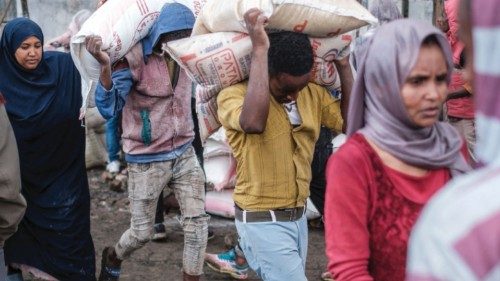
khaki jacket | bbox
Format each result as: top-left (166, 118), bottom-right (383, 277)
top-left (0, 104), bottom-right (26, 247)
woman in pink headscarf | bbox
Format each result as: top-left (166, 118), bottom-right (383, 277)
top-left (323, 19), bottom-right (470, 281)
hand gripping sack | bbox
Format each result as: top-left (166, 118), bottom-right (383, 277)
top-left (192, 0), bottom-right (377, 37)
top-left (70, 0), bottom-right (207, 113)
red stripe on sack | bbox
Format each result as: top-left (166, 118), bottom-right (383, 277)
top-left (136, 0), bottom-right (147, 15)
top-left (454, 211), bottom-right (500, 279)
top-left (474, 74), bottom-right (500, 119)
top-left (473, 0), bottom-right (500, 27)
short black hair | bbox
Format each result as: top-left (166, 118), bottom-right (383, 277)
top-left (422, 34), bottom-right (440, 47)
top-left (268, 31), bottom-right (313, 77)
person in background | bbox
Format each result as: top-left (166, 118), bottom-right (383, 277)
top-left (0, 18), bottom-right (96, 281)
top-left (406, 0), bottom-right (500, 279)
top-left (324, 19), bottom-right (471, 281)
top-left (86, 3), bottom-right (209, 281)
top-left (437, 0), bottom-right (476, 164)
top-left (0, 94), bottom-right (27, 281)
top-left (351, 0), bottom-right (403, 71)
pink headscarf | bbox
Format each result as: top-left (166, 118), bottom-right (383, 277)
top-left (471, 0), bottom-right (500, 166)
top-left (347, 19), bottom-right (470, 175)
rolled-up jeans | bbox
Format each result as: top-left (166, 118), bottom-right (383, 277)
top-left (114, 146), bottom-right (209, 275)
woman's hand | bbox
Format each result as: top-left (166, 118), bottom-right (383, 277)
top-left (244, 8), bottom-right (269, 51)
top-left (85, 35), bottom-right (110, 66)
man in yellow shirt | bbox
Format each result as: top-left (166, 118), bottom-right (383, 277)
top-left (212, 8), bottom-right (347, 280)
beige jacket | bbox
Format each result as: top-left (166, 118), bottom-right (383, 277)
top-left (0, 104), bottom-right (26, 247)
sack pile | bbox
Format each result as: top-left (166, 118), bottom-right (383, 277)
top-left (166, 0), bottom-right (376, 140)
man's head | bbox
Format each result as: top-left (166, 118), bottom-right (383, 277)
top-left (268, 31), bottom-right (313, 103)
top-left (142, 3), bottom-right (194, 56)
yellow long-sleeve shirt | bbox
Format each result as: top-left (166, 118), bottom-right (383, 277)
top-left (217, 81), bottom-right (343, 211)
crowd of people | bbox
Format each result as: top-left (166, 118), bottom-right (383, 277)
top-left (0, 0), bottom-right (498, 280)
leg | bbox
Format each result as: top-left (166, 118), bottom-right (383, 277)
top-left (170, 146), bottom-right (209, 277)
top-left (114, 162), bottom-right (170, 259)
top-left (105, 115), bottom-right (121, 173)
top-left (235, 217), bottom-right (308, 281)
top-left (309, 127), bottom-right (333, 215)
top-left (154, 191), bottom-right (165, 225)
top-left (449, 118), bottom-right (477, 163)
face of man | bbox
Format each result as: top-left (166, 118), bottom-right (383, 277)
top-left (269, 72), bottom-right (311, 104)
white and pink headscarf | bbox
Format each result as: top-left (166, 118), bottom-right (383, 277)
top-left (471, 0), bottom-right (500, 166)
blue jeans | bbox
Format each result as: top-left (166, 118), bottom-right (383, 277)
top-left (235, 215), bottom-right (308, 281)
top-left (105, 115), bottom-right (120, 162)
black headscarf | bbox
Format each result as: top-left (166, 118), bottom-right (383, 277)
top-left (0, 18), bottom-right (79, 121)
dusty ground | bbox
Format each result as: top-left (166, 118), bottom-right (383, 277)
top-left (88, 168), bottom-right (329, 281)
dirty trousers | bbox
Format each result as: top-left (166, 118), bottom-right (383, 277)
top-left (114, 146), bottom-right (209, 275)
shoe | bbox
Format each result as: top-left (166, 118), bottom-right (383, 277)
top-left (205, 248), bottom-right (249, 280)
top-left (321, 271), bottom-right (334, 281)
top-left (98, 247), bottom-right (121, 281)
top-left (106, 160), bottom-right (120, 174)
top-left (152, 223), bottom-right (167, 241)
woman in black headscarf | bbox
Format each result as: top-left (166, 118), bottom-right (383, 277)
top-left (0, 18), bottom-right (95, 281)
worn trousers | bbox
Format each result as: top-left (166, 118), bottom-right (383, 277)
top-left (114, 146), bottom-right (209, 275)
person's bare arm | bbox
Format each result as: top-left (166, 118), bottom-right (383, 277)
top-left (85, 35), bottom-right (112, 90)
top-left (334, 55), bottom-right (354, 132)
top-left (239, 8), bottom-right (270, 134)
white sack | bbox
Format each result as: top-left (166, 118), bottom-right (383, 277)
top-left (205, 189), bottom-right (235, 218)
top-left (192, 0), bottom-right (377, 37)
top-left (203, 127), bottom-right (237, 191)
top-left (70, 0), bottom-right (207, 113)
top-left (168, 32), bottom-right (353, 140)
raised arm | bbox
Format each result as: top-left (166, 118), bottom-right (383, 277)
top-left (238, 8), bottom-right (270, 134)
top-left (85, 35), bottom-right (112, 90)
top-left (334, 55), bottom-right (354, 132)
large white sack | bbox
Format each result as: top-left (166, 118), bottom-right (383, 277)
top-left (192, 0), bottom-right (377, 36)
top-left (70, 0), bottom-right (207, 113)
top-left (205, 189), bottom-right (235, 218)
top-left (167, 32), bottom-right (352, 102)
top-left (169, 32), bottom-right (352, 140)
top-left (203, 127), bottom-right (237, 191)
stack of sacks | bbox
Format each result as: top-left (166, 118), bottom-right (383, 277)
top-left (70, 0), bottom-right (207, 115)
top-left (203, 127), bottom-right (237, 218)
top-left (165, 0), bottom-right (377, 141)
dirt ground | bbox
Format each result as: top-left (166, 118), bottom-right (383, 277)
top-left (88, 168), bottom-right (329, 281)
